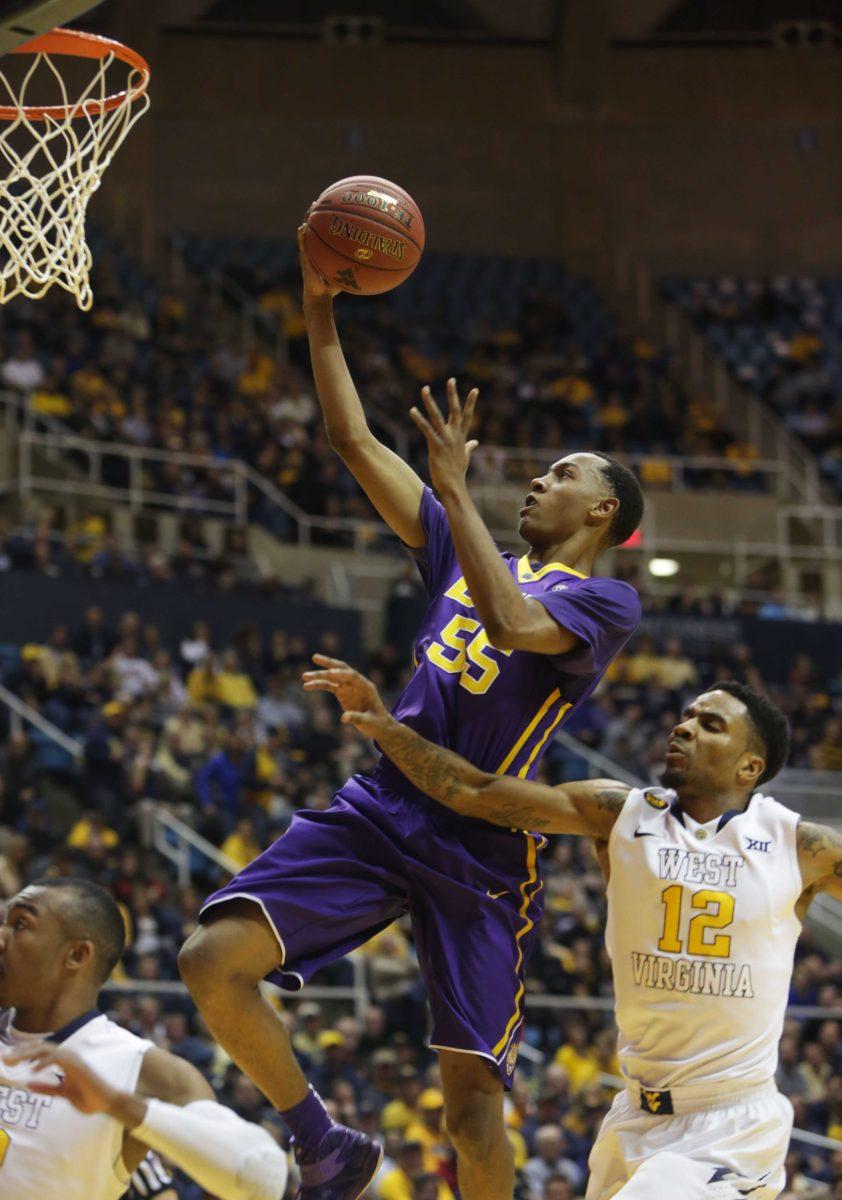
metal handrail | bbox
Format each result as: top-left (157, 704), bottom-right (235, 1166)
top-left (138, 800), bottom-right (239, 886)
top-left (7, 393), bottom-right (840, 550)
top-left (474, 446), bottom-right (786, 488)
top-left (101, 978), bottom-right (363, 1004)
top-left (0, 681), bottom-right (83, 759)
top-left (97, 968), bottom-right (842, 1149)
top-left (551, 729), bottom-right (645, 788)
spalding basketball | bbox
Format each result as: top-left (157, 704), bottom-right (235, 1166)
top-left (304, 175), bottom-right (424, 296)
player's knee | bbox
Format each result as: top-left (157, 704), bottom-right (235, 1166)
top-left (180, 902), bottom-right (282, 1003)
top-left (445, 1101), bottom-right (503, 1163)
top-left (178, 922), bottom-right (260, 1003)
top-left (178, 926), bottom-right (221, 999)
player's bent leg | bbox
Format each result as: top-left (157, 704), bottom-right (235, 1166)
top-left (178, 899), bottom-right (310, 1113)
top-left (439, 1049), bottom-right (514, 1200)
top-left (180, 901), bottom-right (385, 1200)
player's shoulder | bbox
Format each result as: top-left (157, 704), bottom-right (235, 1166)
top-left (607, 785), bottom-right (673, 840)
top-left (747, 791), bottom-right (801, 834)
top-left (546, 570), bottom-right (640, 607)
top-left (623, 785), bottom-right (674, 817)
top-left (65, 1010), bottom-right (153, 1055)
top-left (584, 574), bottom-right (642, 607)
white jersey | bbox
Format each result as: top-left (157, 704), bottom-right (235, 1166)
top-left (606, 787), bottom-right (803, 1091)
top-left (0, 1008), bottom-right (152, 1200)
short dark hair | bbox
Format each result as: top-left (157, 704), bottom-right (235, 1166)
top-left (593, 453), bottom-right (645, 547)
top-left (31, 877), bottom-right (125, 984)
top-left (712, 681), bottom-right (790, 785)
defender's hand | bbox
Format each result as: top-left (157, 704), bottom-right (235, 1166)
top-left (297, 223), bottom-right (340, 302)
top-left (3, 1042), bottom-right (119, 1115)
top-left (410, 378), bottom-right (479, 497)
top-left (302, 655), bottom-right (392, 736)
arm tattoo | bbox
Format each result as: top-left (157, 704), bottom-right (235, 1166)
top-left (489, 800), bottom-right (546, 829)
top-left (595, 788), bottom-right (629, 814)
top-left (375, 721), bottom-right (550, 828)
top-left (375, 720), bottom-right (483, 811)
top-left (796, 822), bottom-right (826, 859)
top-left (797, 821), bottom-right (842, 883)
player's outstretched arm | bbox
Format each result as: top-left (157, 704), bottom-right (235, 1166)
top-left (796, 821), bottom-right (842, 907)
top-left (3, 1041), bottom-right (288, 1200)
top-left (299, 226), bottom-right (426, 546)
top-left (303, 655), bottom-right (629, 835)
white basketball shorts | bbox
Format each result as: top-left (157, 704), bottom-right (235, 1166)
top-left (586, 1080), bottom-right (793, 1200)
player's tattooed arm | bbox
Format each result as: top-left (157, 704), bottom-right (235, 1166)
top-left (796, 820), bottom-right (842, 903)
top-left (370, 725), bottom-right (629, 835)
top-left (302, 654), bottom-right (629, 834)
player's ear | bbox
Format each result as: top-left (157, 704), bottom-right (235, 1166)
top-left (65, 939), bottom-right (95, 974)
top-left (737, 751), bottom-right (764, 789)
top-left (587, 494), bottom-right (619, 529)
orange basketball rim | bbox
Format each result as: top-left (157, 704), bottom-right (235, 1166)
top-left (0, 26), bottom-right (151, 310)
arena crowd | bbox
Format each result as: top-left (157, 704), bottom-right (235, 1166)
top-left (0, 596), bottom-right (840, 1198)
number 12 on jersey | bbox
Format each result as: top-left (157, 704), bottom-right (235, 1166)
top-left (657, 884), bottom-right (735, 958)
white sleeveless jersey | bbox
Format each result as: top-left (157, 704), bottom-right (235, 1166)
top-left (606, 787), bottom-right (803, 1090)
top-left (0, 1009), bottom-right (152, 1200)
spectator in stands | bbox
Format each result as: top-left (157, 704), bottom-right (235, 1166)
top-left (83, 699), bottom-right (129, 825)
top-left (109, 635), bottom-right (159, 698)
top-left (651, 636), bottom-right (698, 691)
top-left (212, 648), bottom-right (259, 711)
top-left (403, 1088), bottom-right (450, 1176)
top-left (1, 329), bottom-right (45, 391)
top-left (194, 730), bottom-right (255, 836)
top-left (179, 619), bottom-right (212, 668)
top-left (542, 1179), bottom-right (575, 1200)
top-left (379, 1139), bottom-right (456, 1200)
top-left (811, 717), bottom-right (842, 771)
top-left (523, 1126), bottom-right (583, 1199)
top-left (220, 814), bottom-right (262, 872)
top-left (72, 604), bottom-right (115, 662)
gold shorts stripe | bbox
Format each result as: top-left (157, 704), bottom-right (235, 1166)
top-left (491, 832), bottom-right (544, 1058)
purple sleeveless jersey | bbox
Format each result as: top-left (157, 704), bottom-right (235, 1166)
top-left (202, 487), bottom-right (640, 1083)
top-left (376, 487), bottom-right (641, 803)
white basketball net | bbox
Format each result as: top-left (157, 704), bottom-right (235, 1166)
top-left (0, 46), bottom-right (149, 310)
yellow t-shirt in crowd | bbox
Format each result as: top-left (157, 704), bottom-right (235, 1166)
top-left (378, 1169), bottom-right (455, 1200)
top-left (213, 671), bottom-right (258, 710)
top-left (554, 1043), bottom-right (599, 1092)
top-left (220, 831), bottom-right (261, 871)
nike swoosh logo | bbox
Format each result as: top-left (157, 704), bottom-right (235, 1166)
top-left (299, 1146), bottom-right (346, 1186)
top-left (486, 888), bottom-right (510, 899)
top-left (634, 829), bottom-right (655, 838)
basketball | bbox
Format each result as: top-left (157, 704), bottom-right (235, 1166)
top-left (304, 175), bottom-right (424, 296)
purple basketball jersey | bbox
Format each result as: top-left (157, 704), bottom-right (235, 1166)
top-left (375, 487), bottom-right (640, 804)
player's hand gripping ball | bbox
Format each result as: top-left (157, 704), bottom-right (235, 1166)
top-left (303, 175), bottom-right (424, 295)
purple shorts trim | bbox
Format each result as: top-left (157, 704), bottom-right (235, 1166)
top-left (200, 771), bottom-right (545, 1086)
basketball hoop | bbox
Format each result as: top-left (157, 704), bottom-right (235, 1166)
top-left (0, 28), bottom-right (150, 310)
